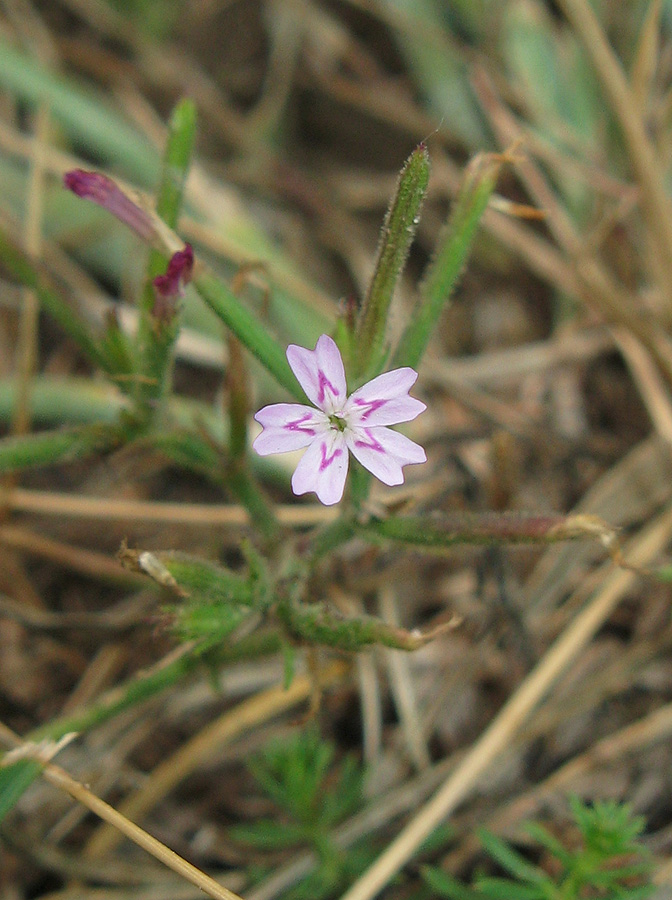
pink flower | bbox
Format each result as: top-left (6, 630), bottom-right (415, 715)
top-left (253, 335), bottom-right (426, 505)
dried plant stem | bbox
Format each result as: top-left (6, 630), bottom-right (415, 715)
top-left (472, 66), bottom-right (672, 388)
top-left (446, 699), bottom-right (672, 874)
top-left (42, 770), bottom-right (243, 900)
top-left (0, 726), bottom-right (243, 900)
top-left (339, 502), bottom-right (672, 900)
top-left (612, 327), bottom-right (672, 444)
top-left (379, 587), bottom-right (431, 771)
top-left (0, 523), bottom-right (141, 583)
top-left (556, 0), bottom-right (672, 302)
top-left (1, 486), bottom-right (336, 526)
top-left (84, 660), bottom-right (349, 858)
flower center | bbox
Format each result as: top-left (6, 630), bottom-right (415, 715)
top-left (329, 414), bottom-right (347, 433)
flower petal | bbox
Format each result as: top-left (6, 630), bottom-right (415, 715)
top-left (346, 426), bottom-right (426, 486)
top-left (286, 334), bottom-right (347, 414)
top-left (344, 368), bottom-right (426, 427)
top-left (291, 430), bottom-right (349, 505)
top-left (253, 404), bottom-right (328, 454)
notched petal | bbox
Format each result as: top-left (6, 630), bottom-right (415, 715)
top-left (253, 403), bottom-right (326, 454)
top-left (286, 334), bottom-right (347, 413)
top-left (345, 367), bottom-right (426, 426)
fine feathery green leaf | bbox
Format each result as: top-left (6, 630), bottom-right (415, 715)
top-left (245, 731), bottom-right (363, 831)
top-left (524, 821), bottom-right (572, 866)
top-left (393, 151), bottom-right (503, 371)
top-left (472, 878), bottom-right (544, 900)
top-left (421, 866), bottom-right (484, 900)
top-left (477, 830), bottom-right (546, 884)
top-left (229, 819), bottom-right (307, 850)
top-left (354, 143), bottom-right (430, 381)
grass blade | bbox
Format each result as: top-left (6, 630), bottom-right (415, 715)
top-left (393, 152), bottom-right (503, 371)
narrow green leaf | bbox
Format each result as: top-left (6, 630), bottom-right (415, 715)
top-left (358, 511), bottom-right (611, 551)
top-left (0, 759), bottom-right (42, 824)
top-left (393, 152), bottom-right (503, 370)
top-left (0, 227), bottom-right (109, 372)
top-left (354, 144), bottom-right (430, 380)
top-left (98, 312), bottom-right (136, 378)
top-left (310, 517), bottom-right (357, 561)
top-left (0, 424), bottom-right (125, 473)
top-left (194, 270), bottom-right (303, 400)
top-left (276, 596), bottom-right (439, 651)
top-left (155, 99), bottom-right (198, 230)
top-left (135, 100), bottom-right (198, 413)
top-left (32, 647), bottom-right (208, 745)
top-left (227, 337), bottom-right (248, 460)
top-left (0, 377), bottom-right (127, 425)
top-left (221, 335), bottom-right (280, 542)
top-left (225, 462), bottom-right (281, 544)
top-left (139, 428), bottom-right (224, 481)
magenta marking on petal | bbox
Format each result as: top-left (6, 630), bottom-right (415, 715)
top-left (316, 369), bottom-right (340, 405)
top-left (285, 412), bottom-right (317, 435)
top-left (319, 442), bottom-right (344, 471)
top-left (354, 429), bottom-right (385, 453)
top-left (353, 397), bottom-right (387, 420)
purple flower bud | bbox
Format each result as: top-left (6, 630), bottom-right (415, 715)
top-left (151, 244), bottom-right (194, 324)
top-left (63, 169), bottom-right (157, 243)
top-left (152, 244), bottom-right (194, 300)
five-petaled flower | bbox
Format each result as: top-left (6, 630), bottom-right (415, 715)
top-left (253, 335), bottom-right (426, 505)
